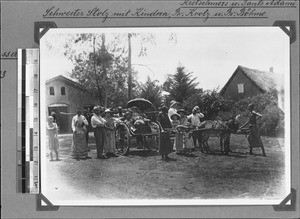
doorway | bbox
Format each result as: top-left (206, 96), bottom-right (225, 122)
top-left (48, 105), bottom-right (69, 133)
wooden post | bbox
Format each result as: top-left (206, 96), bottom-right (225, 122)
top-left (128, 33), bottom-right (132, 100)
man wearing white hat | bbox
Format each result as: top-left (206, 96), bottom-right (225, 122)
top-left (187, 106), bottom-right (205, 151)
top-left (91, 106), bottom-right (107, 159)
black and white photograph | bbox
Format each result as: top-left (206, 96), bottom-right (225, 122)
top-left (40, 27), bottom-right (290, 205)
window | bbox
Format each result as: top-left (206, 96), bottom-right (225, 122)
top-left (61, 87), bottom-right (66, 95)
top-left (50, 86), bottom-right (55, 95)
top-left (237, 84), bottom-right (244, 93)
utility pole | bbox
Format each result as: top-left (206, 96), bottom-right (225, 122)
top-left (93, 35), bottom-right (102, 105)
top-left (128, 33), bottom-right (132, 100)
top-left (101, 33), bottom-right (108, 107)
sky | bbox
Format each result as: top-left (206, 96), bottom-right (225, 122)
top-left (41, 27), bottom-right (289, 91)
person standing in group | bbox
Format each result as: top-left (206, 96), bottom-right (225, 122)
top-left (91, 106), bottom-right (108, 159)
top-left (50, 111), bottom-right (57, 123)
top-left (171, 113), bottom-right (181, 130)
top-left (46, 116), bottom-right (60, 161)
top-left (158, 106), bottom-right (172, 130)
top-left (71, 108), bottom-right (90, 160)
top-left (117, 106), bottom-right (124, 118)
top-left (187, 106), bottom-right (205, 152)
top-left (178, 109), bottom-right (189, 126)
top-left (158, 106), bottom-right (172, 160)
top-left (240, 103), bottom-right (266, 156)
top-left (171, 113), bottom-right (185, 155)
top-left (178, 109), bottom-right (195, 156)
top-left (83, 108), bottom-right (92, 149)
top-left (103, 109), bottom-right (118, 157)
top-left (131, 106), bottom-right (144, 149)
top-left (168, 100), bottom-right (179, 120)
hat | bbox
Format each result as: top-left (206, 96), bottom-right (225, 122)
top-left (93, 106), bottom-right (100, 111)
top-left (170, 113), bottom-right (181, 120)
top-left (248, 103), bottom-right (255, 111)
top-left (193, 106), bottom-right (200, 111)
top-left (177, 109), bottom-right (187, 114)
top-left (131, 106), bottom-right (140, 111)
top-left (170, 100), bottom-right (178, 108)
top-left (105, 108), bottom-right (113, 114)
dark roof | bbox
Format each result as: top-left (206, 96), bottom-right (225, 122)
top-left (220, 65), bottom-right (283, 95)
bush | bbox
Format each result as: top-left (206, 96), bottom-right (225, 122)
top-left (170, 87), bottom-right (284, 137)
top-left (226, 90), bottom-right (285, 137)
top-left (260, 104), bottom-right (284, 136)
top-left (183, 89), bottom-right (234, 120)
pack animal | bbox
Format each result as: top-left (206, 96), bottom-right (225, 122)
top-left (197, 118), bottom-right (240, 154)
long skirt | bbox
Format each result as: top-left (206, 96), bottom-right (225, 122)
top-left (159, 131), bottom-right (172, 155)
top-left (94, 127), bottom-right (105, 157)
top-left (103, 129), bottom-right (116, 154)
top-left (183, 134), bottom-right (194, 149)
top-left (174, 132), bottom-right (185, 153)
top-left (71, 131), bottom-right (88, 159)
top-left (48, 135), bottom-right (59, 152)
top-left (247, 126), bottom-right (264, 148)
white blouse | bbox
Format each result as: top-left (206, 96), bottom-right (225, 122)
top-left (91, 114), bottom-right (106, 128)
top-left (187, 113), bottom-right (204, 127)
top-left (71, 115), bottom-right (88, 132)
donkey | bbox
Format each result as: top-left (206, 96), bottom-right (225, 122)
top-left (197, 117), bottom-right (240, 154)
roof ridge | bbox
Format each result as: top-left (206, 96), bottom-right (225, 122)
top-left (238, 65), bottom-right (281, 75)
top-left (46, 74), bottom-right (78, 84)
top-left (220, 65), bottom-right (283, 95)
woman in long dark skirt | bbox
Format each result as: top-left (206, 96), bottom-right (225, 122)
top-left (240, 103), bottom-right (266, 156)
top-left (158, 106), bottom-right (173, 160)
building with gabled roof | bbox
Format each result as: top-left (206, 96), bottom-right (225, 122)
top-left (45, 75), bottom-right (100, 133)
top-left (220, 65), bottom-right (284, 104)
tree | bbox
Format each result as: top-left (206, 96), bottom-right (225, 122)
top-left (140, 76), bottom-right (163, 109)
top-left (44, 32), bottom-right (177, 104)
top-left (163, 65), bottom-right (199, 104)
top-left (184, 89), bottom-right (233, 120)
top-left (69, 33), bottom-right (124, 107)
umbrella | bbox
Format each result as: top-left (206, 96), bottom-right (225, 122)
top-left (126, 98), bottom-right (155, 111)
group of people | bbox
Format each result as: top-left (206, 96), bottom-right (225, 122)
top-left (157, 100), bottom-right (266, 160)
top-left (71, 107), bottom-right (119, 160)
top-left (46, 100), bottom-right (266, 162)
top-left (47, 106), bottom-right (122, 161)
top-left (157, 101), bottom-right (206, 160)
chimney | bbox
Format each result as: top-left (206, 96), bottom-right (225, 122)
top-left (269, 67), bottom-right (274, 72)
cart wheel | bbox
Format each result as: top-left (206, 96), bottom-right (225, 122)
top-left (115, 124), bottom-right (130, 155)
top-left (145, 134), bottom-right (159, 151)
top-left (146, 122), bottom-right (160, 151)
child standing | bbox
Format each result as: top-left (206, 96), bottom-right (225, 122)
top-left (104, 109), bottom-right (118, 157)
top-left (171, 113), bottom-right (181, 130)
top-left (171, 113), bottom-right (184, 155)
top-left (46, 116), bottom-right (60, 161)
top-left (178, 109), bottom-right (195, 156)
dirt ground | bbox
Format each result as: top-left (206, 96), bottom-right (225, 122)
top-left (44, 132), bottom-right (286, 201)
